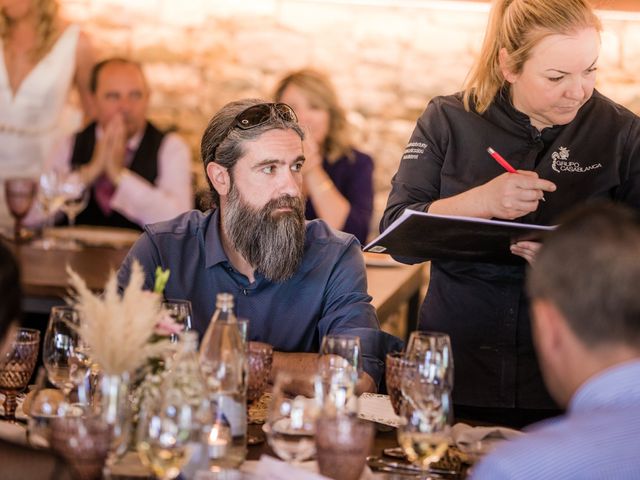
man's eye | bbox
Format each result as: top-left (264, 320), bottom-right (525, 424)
top-left (548, 76), bottom-right (563, 83)
top-left (291, 162), bottom-right (304, 172)
top-left (262, 165), bottom-right (274, 174)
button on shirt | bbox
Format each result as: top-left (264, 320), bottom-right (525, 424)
top-left (117, 209), bottom-right (403, 386)
top-left (472, 360), bottom-right (640, 480)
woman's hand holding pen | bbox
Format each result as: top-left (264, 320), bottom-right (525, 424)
top-left (479, 170), bottom-right (556, 220)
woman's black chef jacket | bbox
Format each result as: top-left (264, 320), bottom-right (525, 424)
top-left (381, 89), bottom-right (640, 409)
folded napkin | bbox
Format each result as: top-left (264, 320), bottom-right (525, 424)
top-left (451, 422), bottom-right (523, 453)
top-left (0, 420), bottom-right (28, 446)
top-left (240, 455), bottom-right (375, 480)
top-left (242, 456), bottom-right (328, 480)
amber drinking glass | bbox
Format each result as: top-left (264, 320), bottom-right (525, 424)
top-left (247, 341), bottom-right (273, 403)
top-left (51, 414), bottom-right (111, 480)
top-left (4, 177), bottom-right (37, 243)
top-left (316, 415), bottom-right (374, 480)
top-left (0, 328), bottom-right (40, 420)
top-left (386, 351), bottom-right (417, 416)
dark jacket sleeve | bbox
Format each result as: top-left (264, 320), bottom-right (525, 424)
top-left (380, 98), bottom-right (449, 233)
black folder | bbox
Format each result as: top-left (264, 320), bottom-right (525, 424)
top-left (364, 209), bottom-right (555, 265)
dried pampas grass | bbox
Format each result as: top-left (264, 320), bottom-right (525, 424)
top-left (66, 261), bottom-right (171, 375)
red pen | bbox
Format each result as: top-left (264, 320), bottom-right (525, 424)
top-left (487, 147), bottom-right (517, 173)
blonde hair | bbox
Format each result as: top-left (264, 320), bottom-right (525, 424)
top-left (463, 0), bottom-right (601, 114)
top-left (274, 69), bottom-right (354, 164)
top-left (0, 0), bottom-right (59, 61)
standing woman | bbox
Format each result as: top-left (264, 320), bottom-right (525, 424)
top-left (381, 0), bottom-right (640, 427)
top-left (0, 0), bottom-right (94, 229)
top-left (275, 69), bottom-right (374, 245)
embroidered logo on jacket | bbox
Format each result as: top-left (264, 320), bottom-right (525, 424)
top-left (551, 146), bottom-right (602, 173)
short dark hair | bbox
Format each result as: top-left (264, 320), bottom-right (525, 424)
top-left (89, 57), bottom-right (146, 93)
top-left (0, 243), bottom-right (21, 341)
top-left (200, 99), bottom-right (304, 208)
top-left (527, 201), bottom-right (640, 348)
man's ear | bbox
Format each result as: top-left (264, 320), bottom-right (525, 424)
top-left (498, 47), bottom-right (518, 84)
top-left (531, 299), bottom-right (566, 358)
top-left (206, 162), bottom-right (231, 197)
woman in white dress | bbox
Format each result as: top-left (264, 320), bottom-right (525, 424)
top-left (0, 0), bottom-right (94, 229)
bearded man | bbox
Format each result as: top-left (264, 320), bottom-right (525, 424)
top-left (117, 99), bottom-right (401, 392)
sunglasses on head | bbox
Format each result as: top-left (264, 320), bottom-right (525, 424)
top-left (234, 102), bottom-right (298, 130)
top-left (211, 103), bottom-right (298, 160)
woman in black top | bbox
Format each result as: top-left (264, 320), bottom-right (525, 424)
top-left (382, 0), bottom-right (640, 427)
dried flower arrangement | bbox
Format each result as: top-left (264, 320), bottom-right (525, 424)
top-left (66, 261), bottom-right (173, 376)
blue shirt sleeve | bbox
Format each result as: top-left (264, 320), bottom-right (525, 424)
top-left (316, 236), bottom-right (403, 387)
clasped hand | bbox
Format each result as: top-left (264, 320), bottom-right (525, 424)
top-left (80, 114), bottom-right (127, 186)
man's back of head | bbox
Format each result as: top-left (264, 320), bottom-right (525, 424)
top-left (472, 202), bottom-right (640, 480)
top-left (528, 201), bottom-right (640, 352)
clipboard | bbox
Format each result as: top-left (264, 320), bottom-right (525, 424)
top-left (364, 209), bottom-right (555, 264)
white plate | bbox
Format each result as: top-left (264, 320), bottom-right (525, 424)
top-left (46, 226), bottom-right (141, 248)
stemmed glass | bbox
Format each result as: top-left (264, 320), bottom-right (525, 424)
top-left (318, 334), bottom-right (361, 414)
top-left (136, 384), bottom-right (199, 479)
top-left (42, 306), bottom-right (91, 412)
top-left (264, 372), bottom-right (319, 464)
top-left (33, 170), bottom-right (65, 249)
top-left (4, 177), bottom-right (37, 243)
top-left (59, 177), bottom-right (89, 227)
top-left (0, 328), bottom-right (40, 420)
top-left (397, 380), bottom-right (451, 474)
top-left (161, 299), bottom-right (193, 343)
top-left (405, 331), bottom-right (454, 391)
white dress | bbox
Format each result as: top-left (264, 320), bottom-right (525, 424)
top-left (0, 25), bottom-right (80, 229)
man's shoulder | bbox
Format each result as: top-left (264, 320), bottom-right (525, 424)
top-left (144, 209), bottom-right (210, 240)
top-left (474, 409), bottom-right (640, 479)
top-left (305, 219), bottom-right (359, 249)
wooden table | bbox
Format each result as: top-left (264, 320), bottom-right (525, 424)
top-left (7, 242), bottom-right (426, 335)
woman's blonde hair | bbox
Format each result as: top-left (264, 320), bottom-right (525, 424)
top-left (463, 0), bottom-right (601, 114)
top-left (0, 0), bottom-right (59, 61)
top-left (274, 68), bottom-right (354, 164)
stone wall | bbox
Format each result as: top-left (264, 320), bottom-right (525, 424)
top-left (60, 0), bottom-right (640, 236)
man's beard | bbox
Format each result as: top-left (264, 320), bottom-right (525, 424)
top-left (223, 186), bottom-right (305, 283)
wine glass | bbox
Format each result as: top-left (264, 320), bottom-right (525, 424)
top-left (59, 177), bottom-right (89, 227)
top-left (33, 170), bottom-right (65, 249)
top-left (0, 328), bottom-right (40, 420)
top-left (405, 331), bottom-right (454, 390)
top-left (136, 384), bottom-right (199, 479)
top-left (161, 299), bottom-right (193, 343)
top-left (264, 372), bottom-right (319, 463)
top-left (318, 334), bottom-right (361, 414)
top-left (42, 306), bottom-right (91, 412)
top-left (4, 177), bottom-right (37, 243)
top-left (397, 378), bottom-right (451, 474)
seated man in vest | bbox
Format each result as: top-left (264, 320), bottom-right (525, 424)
top-left (473, 202), bottom-right (640, 479)
top-left (45, 57), bottom-right (192, 230)
top-left (118, 99), bottom-right (402, 392)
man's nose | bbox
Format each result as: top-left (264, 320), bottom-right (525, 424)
top-left (279, 169), bottom-right (301, 197)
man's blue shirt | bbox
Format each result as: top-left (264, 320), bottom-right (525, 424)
top-left (117, 209), bottom-right (402, 386)
top-left (472, 360), bottom-right (640, 479)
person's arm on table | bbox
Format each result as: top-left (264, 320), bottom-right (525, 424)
top-left (270, 351), bottom-right (377, 396)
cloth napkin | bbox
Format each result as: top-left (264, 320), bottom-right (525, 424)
top-left (239, 455), bottom-right (375, 480)
top-left (0, 420), bottom-right (28, 446)
top-left (451, 422), bottom-right (523, 452)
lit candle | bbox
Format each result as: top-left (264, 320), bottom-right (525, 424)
top-left (207, 423), bottom-right (229, 459)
